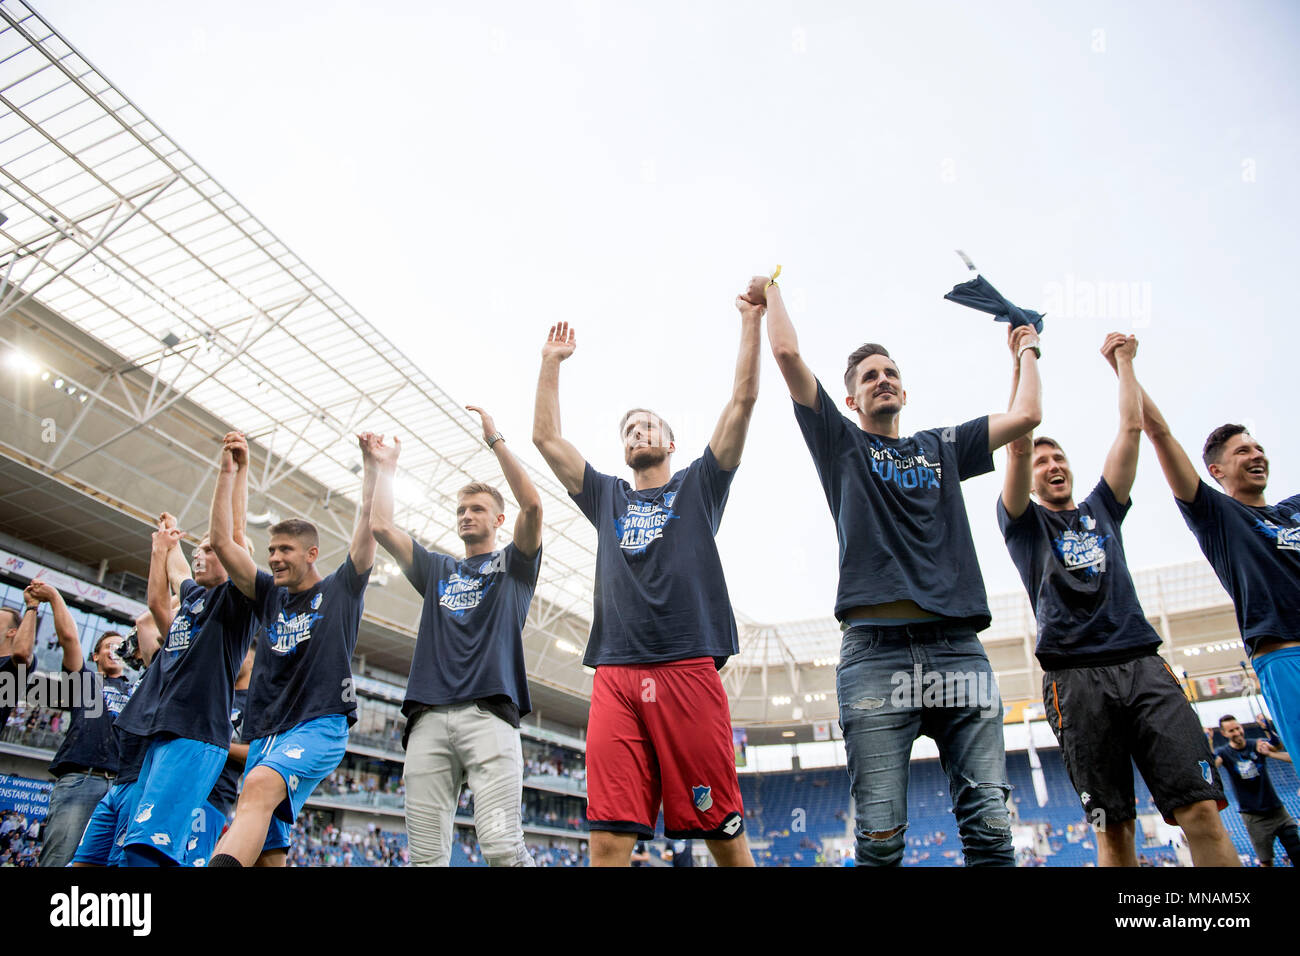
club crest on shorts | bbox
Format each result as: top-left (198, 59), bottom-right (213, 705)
top-left (134, 802), bottom-right (154, 824)
top-left (692, 784), bottom-right (713, 812)
top-left (1199, 760), bottom-right (1212, 784)
top-left (284, 745), bottom-right (304, 759)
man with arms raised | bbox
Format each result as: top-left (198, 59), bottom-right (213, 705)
top-left (367, 406), bottom-right (541, 866)
top-left (1214, 714), bottom-right (1297, 866)
top-left (766, 275), bottom-right (1039, 866)
top-left (999, 333), bottom-right (1235, 866)
top-left (207, 431), bottom-right (376, 866)
top-left (532, 280), bottom-right (762, 867)
top-left (1140, 397), bottom-right (1300, 756)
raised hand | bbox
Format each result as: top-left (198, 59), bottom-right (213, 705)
top-left (358, 432), bottom-right (401, 471)
top-left (735, 277), bottom-right (768, 322)
top-left (1009, 324), bottom-right (1040, 359)
top-left (24, 578), bottom-right (58, 605)
top-left (466, 405), bottom-right (499, 444)
top-left (542, 323), bottom-right (577, 362)
top-left (220, 431), bottom-right (249, 470)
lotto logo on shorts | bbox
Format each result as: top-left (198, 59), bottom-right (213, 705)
top-left (692, 785), bottom-right (713, 812)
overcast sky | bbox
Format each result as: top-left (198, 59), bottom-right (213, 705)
top-left (37, 0), bottom-right (1300, 624)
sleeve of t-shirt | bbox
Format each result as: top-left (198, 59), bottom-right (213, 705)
top-left (694, 445), bottom-right (737, 529)
top-left (1175, 480), bottom-right (1221, 533)
top-left (252, 569), bottom-right (278, 621)
top-left (403, 541), bottom-right (433, 598)
top-left (337, 553), bottom-right (371, 597)
top-left (791, 378), bottom-right (851, 466)
top-left (1089, 478), bottom-right (1132, 525)
top-left (955, 417), bottom-right (994, 480)
top-left (996, 494), bottom-right (1037, 542)
top-left (571, 462), bottom-right (612, 526)
top-left (178, 579), bottom-right (202, 604)
top-left (506, 542), bottom-right (543, 586)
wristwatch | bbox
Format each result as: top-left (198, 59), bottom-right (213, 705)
top-left (1017, 342), bottom-right (1042, 361)
top-left (486, 432), bottom-right (505, 450)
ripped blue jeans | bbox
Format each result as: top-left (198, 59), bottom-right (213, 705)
top-left (837, 621), bottom-right (1014, 867)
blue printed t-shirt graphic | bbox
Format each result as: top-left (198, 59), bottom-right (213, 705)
top-left (999, 478), bottom-right (1161, 666)
top-left (572, 446), bottom-right (739, 668)
top-left (206, 686), bottom-right (248, 815)
top-left (1176, 482), bottom-right (1300, 656)
top-left (48, 664), bottom-right (133, 776)
top-left (114, 578), bottom-right (257, 749)
top-left (113, 654), bottom-right (164, 787)
top-left (243, 555), bottom-right (370, 740)
top-left (402, 541), bottom-right (541, 720)
top-left (1214, 744), bottom-right (1281, 814)
top-left (792, 378), bottom-right (994, 626)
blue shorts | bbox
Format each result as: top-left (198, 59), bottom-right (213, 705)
top-left (1254, 646), bottom-right (1300, 754)
top-left (123, 736), bottom-right (229, 865)
top-left (245, 715), bottom-right (348, 852)
top-left (71, 780), bottom-right (139, 867)
top-left (183, 801), bottom-right (229, 867)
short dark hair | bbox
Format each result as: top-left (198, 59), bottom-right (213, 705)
top-left (1202, 424), bottom-right (1248, 474)
top-left (619, 408), bottom-right (674, 442)
top-left (843, 343), bottom-right (894, 393)
top-left (1033, 437), bottom-right (1064, 453)
top-left (0, 606), bottom-right (20, 631)
top-left (92, 631), bottom-right (122, 656)
top-left (269, 518), bottom-right (319, 549)
top-left (1218, 714), bottom-right (1238, 727)
top-left (458, 482), bottom-right (505, 514)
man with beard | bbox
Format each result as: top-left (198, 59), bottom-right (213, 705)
top-left (531, 278), bottom-right (763, 866)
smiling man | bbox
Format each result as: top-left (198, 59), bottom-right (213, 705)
top-left (1140, 395), bottom-right (1300, 759)
top-left (766, 276), bottom-right (1040, 867)
top-left (998, 333), bottom-right (1235, 866)
top-left (531, 278), bottom-right (763, 867)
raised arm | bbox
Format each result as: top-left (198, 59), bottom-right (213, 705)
top-left (987, 326), bottom-right (1042, 452)
top-left (9, 596), bottom-right (38, 667)
top-left (1000, 327), bottom-right (1034, 519)
top-left (469, 406), bottom-right (542, 558)
top-left (161, 513), bottom-right (192, 597)
top-left (348, 435), bottom-right (378, 575)
top-left (26, 579), bottom-right (80, 672)
top-left (132, 610), bottom-right (162, 669)
top-left (1139, 385), bottom-right (1199, 504)
top-left (360, 433), bottom-right (413, 574)
top-left (532, 323), bottom-right (586, 495)
top-left (148, 520), bottom-right (185, 637)
top-left (1258, 739), bottom-right (1292, 763)
top-left (1100, 333), bottom-right (1142, 504)
top-left (709, 281), bottom-right (764, 470)
top-left (212, 433), bottom-right (259, 599)
top-left (764, 279), bottom-right (819, 409)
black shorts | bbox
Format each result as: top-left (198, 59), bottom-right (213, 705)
top-left (1043, 653), bottom-right (1226, 826)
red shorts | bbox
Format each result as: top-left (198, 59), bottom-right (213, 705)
top-left (586, 657), bottom-right (745, 840)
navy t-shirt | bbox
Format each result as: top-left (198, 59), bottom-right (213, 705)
top-left (998, 478), bottom-right (1162, 667)
top-left (113, 658), bottom-right (163, 787)
top-left (401, 541), bottom-right (540, 723)
top-left (244, 555), bottom-right (370, 740)
top-left (0, 655), bottom-right (22, 736)
top-left (1215, 744), bottom-right (1281, 814)
top-left (571, 446), bottom-right (739, 668)
top-left (48, 664), bottom-right (133, 776)
top-left (793, 379), bottom-right (995, 626)
top-left (206, 687), bottom-right (247, 815)
top-left (114, 579), bottom-right (258, 748)
top-left (1176, 482), bottom-right (1300, 656)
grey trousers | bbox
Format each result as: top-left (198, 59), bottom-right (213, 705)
top-left (403, 702), bottom-right (535, 867)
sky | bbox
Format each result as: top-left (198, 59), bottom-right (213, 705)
top-left (34, 0), bottom-right (1300, 624)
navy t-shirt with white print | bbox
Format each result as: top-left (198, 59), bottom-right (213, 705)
top-left (1176, 482), bottom-right (1300, 656)
top-left (999, 478), bottom-right (1161, 668)
top-left (793, 379), bottom-right (995, 627)
top-left (401, 541), bottom-right (540, 723)
top-left (243, 555), bottom-right (370, 741)
top-left (48, 663), bottom-right (133, 776)
top-left (114, 578), bottom-right (258, 749)
top-left (572, 446), bottom-right (739, 668)
top-left (1215, 744), bottom-right (1282, 814)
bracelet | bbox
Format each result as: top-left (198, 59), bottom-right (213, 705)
top-left (24, 605), bottom-right (38, 613)
top-left (1017, 342), bottom-right (1041, 361)
top-left (765, 264), bottom-right (782, 291)
top-left (486, 432), bottom-right (505, 450)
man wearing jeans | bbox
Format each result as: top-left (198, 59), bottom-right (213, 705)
top-left (765, 277), bottom-right (1040, 866)
top-left (31, 579), bottom-right (135, 868)
top-left (367, 407), bottom-right (541, 866)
